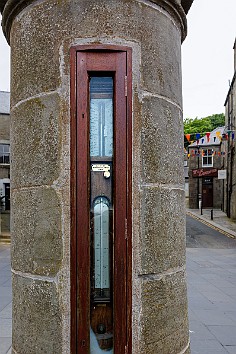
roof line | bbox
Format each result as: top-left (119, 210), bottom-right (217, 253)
top-left (224, 71), bottom-right (236, 106)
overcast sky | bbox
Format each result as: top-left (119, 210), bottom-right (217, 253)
top-left (0, 1), bottom-right (236, 119)
top-left (182, 0), bottom-right (236, 119)
top-left (0, 15), bottom-right (10, 93)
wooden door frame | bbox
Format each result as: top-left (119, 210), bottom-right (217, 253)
top-left (70, 45), bottom-right (132, 354)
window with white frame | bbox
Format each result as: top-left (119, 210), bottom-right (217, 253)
top-left (202, 149), bottom-right (213, 167)
top-left (0, 144), bottom-right (10, 164)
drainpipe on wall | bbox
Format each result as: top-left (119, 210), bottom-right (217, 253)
top-left (227, 96), bottom-right (231, 218)
top-left (197, 145), bottom-right (200, 209)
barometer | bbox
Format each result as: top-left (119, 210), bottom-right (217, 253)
top-left (90, 76), bottom-right (114, 352)
top-left (73, 49), bottom-right (130, 354)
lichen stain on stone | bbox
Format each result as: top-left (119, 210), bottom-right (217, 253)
top-left (11, 5), bottom-right (62, 104)
top-left (140, 272), bottom-right (188, 348)
top-left (140, 186), bottom-right (185, 275)
top-left (140, 95), bottom-right (184, 185)
top-left (11, 93), bottom-right (61, 188)
top-left (12, 274), bottom-right (62, 353)
top-left (11, 186), bottom-right (63, 276)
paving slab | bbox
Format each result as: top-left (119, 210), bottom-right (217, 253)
top-left (187, 247), bottom-right (236, 354)
top-left (191, 309), bottom-right (236, 326)
top-left (1, 279), bottom-right (12, 287)
top-left (225, 346), bottom-right (236, 353)
top-left (0, 303), bottom-right (12, 319)
top-left (0, 286), bottom-right (12, 297)
top-left (189, 339), bottom-right (229, 354)
top-left (0, 338), bottom-right (11, 354)
top-left (0, 318), bottom-right (12, 337)
top-left (189, 321), bottom-right (217, 340)
top-left (208, 325), bottom-right (236, 346)
top-left (0, 244), bottom-right (12, 354)
top-left (0, 296), bottom-right (11, 312)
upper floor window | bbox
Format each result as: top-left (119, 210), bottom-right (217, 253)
top-left (0, 144), bottom-right (10, 164)
top-left (202, 149), bottom-right (213, 167)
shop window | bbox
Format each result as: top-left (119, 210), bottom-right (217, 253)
top-left (202, 149), bottom-right (213, 167)
top-left (0, 144), bottom-right (10, 164)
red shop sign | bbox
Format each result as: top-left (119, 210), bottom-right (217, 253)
top-left (192, 168), bottom-right (218, 178)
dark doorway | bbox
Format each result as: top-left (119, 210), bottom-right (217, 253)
top-left (4, 183), bottom-right (10, 210)
top-left (202, 177), bottom-right (213, 208)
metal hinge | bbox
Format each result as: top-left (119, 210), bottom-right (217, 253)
top-left (125, 218), bottom-right (128, 239)
top-left (125, 76), bottom-right (128, 96)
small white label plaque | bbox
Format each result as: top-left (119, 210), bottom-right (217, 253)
top-left (92, 164), bottom-right (110, 172)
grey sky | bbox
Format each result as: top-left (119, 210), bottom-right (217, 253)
top-left (0, 15), bottom-right (10, 93)
top-left (182, 0), bottom-right (236, 119)
top-left (0, 1), bottom-right (236, 119)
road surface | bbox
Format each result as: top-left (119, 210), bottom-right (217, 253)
top-left (186, 214), bottom-right (236, 354)
top-left (186, 214), bottom-right (236, 249)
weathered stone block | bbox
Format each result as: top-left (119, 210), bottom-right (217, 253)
top-left (12, 273), bottom-right (62, 354)
top-left (10, 14), bottom-right (61, 106)
top-left (140, 4), bottom-right (182, 105)
top-left (11, 93), bottom-right (61, 188)
top-left (140, 186), bottom-right (186, 274)
top-left (144, 329), bottom-right (190, 354)
top-left (141, 96), bottom-right (184, 184)
top-left (140, 271), bottom-right (189, 353)
top-left (11, 186), bottom-right (62, 276)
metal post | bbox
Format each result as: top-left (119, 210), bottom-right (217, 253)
top-left (211, 209), bottom-right (213, 220)
top-left (197, 145), bottom-right (199, 208)
top-left (0, 208), bottom-right (1, 237)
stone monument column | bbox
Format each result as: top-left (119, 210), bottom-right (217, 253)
top-left (1, 0), bottom-right (193, 353)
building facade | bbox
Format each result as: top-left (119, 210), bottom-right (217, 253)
top-left (0, 91), bottom-right (10, 239)
top-left (188, 127), bottom-right (225, 209)
top-left (0, 91), bottom-right (10, 212)
top-left (224, 39), bottom-right (236, 219)
top-left (1, 1), bottom-right (194, 353)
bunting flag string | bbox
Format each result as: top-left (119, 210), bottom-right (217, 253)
top-left (185, 148), bottom-right (226, 158)
top-left (184, 130), bottom-right (235, 142)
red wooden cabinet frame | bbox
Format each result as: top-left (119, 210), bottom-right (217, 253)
top-left (70, 45), bottom-right (132, 354)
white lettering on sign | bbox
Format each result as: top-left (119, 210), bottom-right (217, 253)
top-left (192, 168), bottom-right (218, 177)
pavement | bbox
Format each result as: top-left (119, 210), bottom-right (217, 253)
top-left (0, 244), bottom-right (12, 354)
top-left (187, 247), bottom-right (236, 354)
top-left (0, 209), bottom-right (236, 354)
top-left (187, 208), bottom-right (236, 354)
